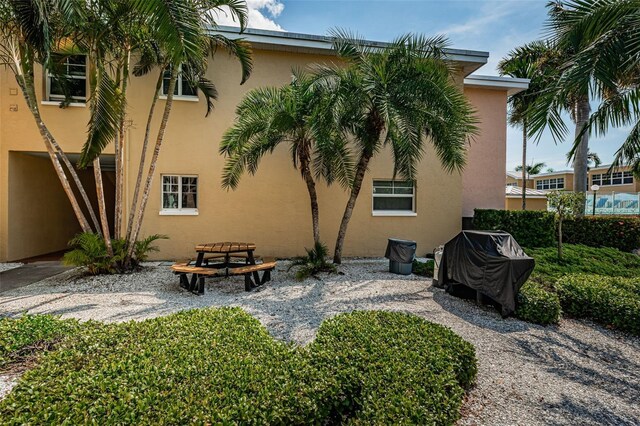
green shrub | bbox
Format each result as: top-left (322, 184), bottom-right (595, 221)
top-left (308, 311), bottom-right (477, 425)
top-left (0, 309), bottom-right (476, 425)
top-left (412, 259), bottom-right (434, 277)
top-left (63, 232), bottom-right (167, 274)
top-left (515, 281), bottom-right (561, 325)
top-left (563, 216), bottom-right (640, 252)
top-left (556, 274), bottom-right (640, 335)
top-left (525, 244), bottom-right (640, 284)
top-left (0, 315), bottom-right (79, 369)
top-left (289, 241), bottom-right (337, 280)
top-left (473, 209), bottom-right (555, 247)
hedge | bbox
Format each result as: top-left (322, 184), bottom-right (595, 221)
top-left (473, 209), bottom-right (556, 247)
top-left (515, 281), bottom-right (561, 325)
top-left (0, 308), bottom-right (477, 425)
top-left (309, 311), bottom-right (477, 425)
top-left (556, 274), bottom-right (640, 335)
top-left (563, 216), bottom-right (640, 252)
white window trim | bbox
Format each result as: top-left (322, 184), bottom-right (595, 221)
top-left (41, 100), bottom-right (86, 108)
top-left (160, 174), bottom-right (199, 215)
top-left (46, 55), bottom-right (88, 103)
top-left (160, 64), bottom-right (199, 100)
top-left (372, 179), bottom-right (416, 216)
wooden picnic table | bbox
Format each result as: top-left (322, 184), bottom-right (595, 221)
top-left (194, 242), bottom-right (261, 286)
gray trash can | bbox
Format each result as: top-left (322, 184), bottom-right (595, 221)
top-left (385, 238), bottom-right (417, 275)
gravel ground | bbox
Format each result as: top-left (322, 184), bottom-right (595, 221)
top-left (0, 259), bottom-right (638, 425)
top-left (0, 263), bottom-right (22, 273)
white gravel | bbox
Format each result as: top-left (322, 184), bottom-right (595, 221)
top-left (0, 259), bottom-right (638, 425)
top-left (0, 263), bottom-right (22, 273)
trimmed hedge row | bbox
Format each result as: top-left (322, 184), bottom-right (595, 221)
top-left (515, 281), bottom-right (561, 325)
top-left (0, 315), bottom-right (80, 369)
top-left (473, 209), bottom-right (556, 247)
top-left (557, 274), bottom-right (640, 335)
top-left (473, 209), bottom-right (640, 252)
top-left (0, 308), bottom-right (477, 425)
top-left (563, 216), bottom-right (640, 252)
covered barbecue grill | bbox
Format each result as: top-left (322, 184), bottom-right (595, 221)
top-left (435, 230), bottom-right (535, 317)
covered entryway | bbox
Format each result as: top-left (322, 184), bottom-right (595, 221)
top-left (6, 151), bottom-right (115, 261)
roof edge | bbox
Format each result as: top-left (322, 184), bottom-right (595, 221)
top-left (464, 75), bottom-right (530, 95)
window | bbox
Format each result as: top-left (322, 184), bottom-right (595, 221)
top-left (372, 180), bottom-right (415, 215)
top-left (161, 64), bottom-right (198, 98)
top-left (592, 171), bottom-right (634, 186)
top-left (535, 178), bottom-right (564, 190)
top-left (506, 182), bottom-right (518, 187)
top-left (161, 175), bottom-right (198, 214)
top-left (46, 55), bottom-right (87, 101)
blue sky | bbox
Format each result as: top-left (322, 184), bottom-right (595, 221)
top-left (217, 0), bottom-right (627, 171)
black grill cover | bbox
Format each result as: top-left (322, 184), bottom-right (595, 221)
top-left (436, 230), bottom-right (534, 316)
top-left (385, 238), bottom-right (417, 263)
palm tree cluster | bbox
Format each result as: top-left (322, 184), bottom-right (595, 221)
top-left (222, 30), bottom-right (478, 264)
top-left (0, 0), bottom-right (252, 269)
top-left (500, 0), bottom-right (640, 211)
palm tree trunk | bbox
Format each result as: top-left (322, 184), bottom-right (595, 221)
top-left (521, 123), bottom-right (527, 210)
top-left (126, 67), bottom-right (178, 261)
top-left (125, 70), bottom-right (163, 245)
top-left (299, 142), bottom-right (320, 244)
top-left (14, 66), bottom-right (94, 233)
top-left (333, 152), bottom-right (372, 264)
top-left (572, 96), bottom-right (591, 214)
top-left (93, 158), bottom-right (113, 257)
top-left (114, 48), bottom-right (131, 239)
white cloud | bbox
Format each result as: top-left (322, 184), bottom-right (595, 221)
top-left (214, 0), bottom-right (285, 31)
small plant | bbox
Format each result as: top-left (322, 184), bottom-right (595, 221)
top-left (63, 232), bottom-right (167, 274)
top-left (412, 259), bottom-right (434, 277)
top-left (289, 241), bottom-right (337, 280)
top-left (547, 191), bottom-right (585, 259)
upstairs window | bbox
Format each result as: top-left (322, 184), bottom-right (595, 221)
top-left (592, 172), bottom-right (634, 186)
top-left (536, 178), bottom-right (564, 190)
top-left (46, 55), bottom-right (87, 102)
top-left (162, 64), bottom-right (198, 98)
top-left (161, 175), bottom-right (198, 215)
top-left (372, 180), bottom-right (415, 215)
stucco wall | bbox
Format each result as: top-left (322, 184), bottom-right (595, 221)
top-left (461, 87), bottom-right (507, 218)
top-left (505, 197), bottom-right (547, 211)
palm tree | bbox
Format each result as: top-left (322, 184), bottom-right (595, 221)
top-left (220, 70), bottom-right (352, 245)
top-left (545, 0), bottom-right (640, 172)
top-left (515, 161), bottom-right (547, 178)
top-left (313, 30), bottom-right (478, 264)
top-left (587, 151), bottom-right (601, 168)
top-left (499, 42), bottom-right (557, 210)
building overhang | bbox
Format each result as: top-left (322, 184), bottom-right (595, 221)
top-left (464, 75), bottom-right (530, 95)
top-left (211, 26), bottom-right (490, 76)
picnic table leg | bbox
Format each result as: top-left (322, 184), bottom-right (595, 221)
top-left (195, 252), bottom-right (205, 267)
top-left (225, 253), bottom-right (230, 277)
top-left (244, 274), bottom-right (255, 291)
top-left (247, 250), bottom-right (261, 285)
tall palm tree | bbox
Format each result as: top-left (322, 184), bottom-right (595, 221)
top-left (515, 161), bottom-right (547, 178)
top-left (587, 151), bottom-right (601, 168)
top-left (499, 41), bottom-right (557, 210)
top-left (220, 70), bottom-right (352, 245)
top-left (545, 0), bottom-right (640, 172)
top-left (313, 30), bottom-right (478, 264)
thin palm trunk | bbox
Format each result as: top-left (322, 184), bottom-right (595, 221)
top-left (333, 152), bottom-right (372, 264)
top-left (127, 68), bottom-right (178, 260)
top-left (93, 158), bottom-right (113, 256)
top-left (572, 96), bottom-right (591, 214)
top-left (114, 48), bottom-right (130, 239)
top-left (15, 64), bottom-right (93, 233)
top-left (125, 70), bottom-right (163, 245)
top-left (522, 123), bottom-right (527, 210)
top-left (299, 142), bottom-right (320, 244)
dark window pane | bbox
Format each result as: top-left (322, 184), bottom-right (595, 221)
top-left (373, 197), bottom-right (413, 211)
top-left (181, 79), bottom-right (197, 96)
top-left (182, 193), bottom-right (197, 209)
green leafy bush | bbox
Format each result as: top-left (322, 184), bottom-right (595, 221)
top-left (0, 309), bottom-right (476, 425)
top-left (563, 216), bottom-right (640, 252)
top-left (0, 315), bottom-right (79, 369)
top-left (63, 232), bottom-right (167, 274)
top-left (412, 259), bottom-right (434, 277)
top-left (308, 311), bottom-right (477, 425)
top-left (515, 281), bottom-right (561, 325)
top-left (473, 209), bottom-right (555, 247)
top-left (289, 241), bottom-right (337, 280)
top-left (556, 274), bottom-right (640, 335)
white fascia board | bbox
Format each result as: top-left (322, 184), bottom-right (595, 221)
top-left (211, 26), bottom-right (489, 74)
top-left (464, 74), bottom-right (530, 95)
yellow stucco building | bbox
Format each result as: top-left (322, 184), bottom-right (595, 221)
top-left (0, 27), bottom-right (528, 261)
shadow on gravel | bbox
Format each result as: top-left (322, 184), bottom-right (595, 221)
top-left (542, 394), bottom-right (639, 425)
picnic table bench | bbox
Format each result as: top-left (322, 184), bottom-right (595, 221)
top-left (171, 242), bottom-right (276, 294)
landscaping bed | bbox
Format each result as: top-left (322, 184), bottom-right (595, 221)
top-left (0, 308), bottom-right (475, 424)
